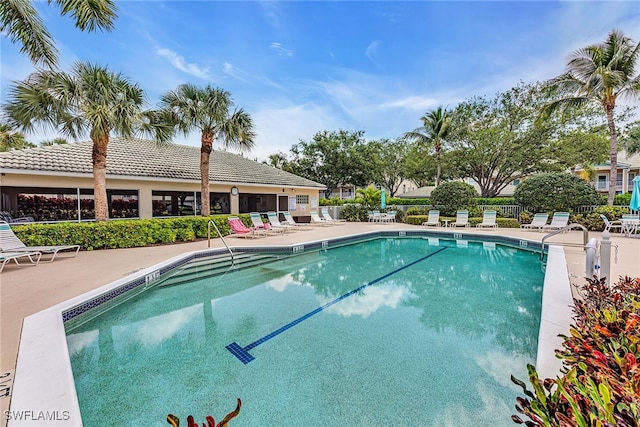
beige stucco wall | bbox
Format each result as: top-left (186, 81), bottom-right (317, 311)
top-left (0, 172), bottom-right (322, 219)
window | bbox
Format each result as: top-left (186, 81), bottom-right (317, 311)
top-left (296, 195), bottom-right (309, 204)
top-left (597, 175), bottom-right (608, 190)
top-left (512, 179), bottom-right (520, 186)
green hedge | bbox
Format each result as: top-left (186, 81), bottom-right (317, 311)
top-left (404, 215), bottom-right (520, 228)
top-left (10, 215), bottom-right (252, 251)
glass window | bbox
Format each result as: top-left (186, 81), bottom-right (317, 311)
top-left (296, 195), bottom-right (309, 204)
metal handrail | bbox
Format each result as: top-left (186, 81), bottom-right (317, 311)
top-left (208, 219), bottom-right (234, 266)
top-left (540, 223), bottom-right (589, 260)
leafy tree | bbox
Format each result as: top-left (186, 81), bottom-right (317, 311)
top-left (540, 29), bottom-right (640, 205)
top-left (403, 106), bottom-right (451, 186)
top-left (3, 61), bottom-right (172, 221)
top-left (620, 120), bottom-right (640, 155)
top-left (355, 186), bottom-right (382, 211)
top-left (430, 181), bottom-right (477, 216)
top-left (0, 123), bottom-right (35, 151)
top-left (160, 84), bottom-right (255, 216)
top-left (0, 0), bottom-right (117, 68)
top-left (263, 152), bottom-right (290, 169)
top-left (367, 138), bottom-right (408, 197)
top-left (288, 130), bottom-right (372, 198)
top-left (448, 82), bottom-right (601, 197)
top-left (552, 129), bottom-right (609, 172)
top-left (402, 142), bottom-right (436, 188)
top-left (513, 173), bottom-right (602, 212)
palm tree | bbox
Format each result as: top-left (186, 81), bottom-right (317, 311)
top-left (0, 123), bottom-right (35, 151)
top-left (1, 0), bottom-right (117, 68)
top-left (541, 29), bottom-right (640, 205)
top-left (159, 84), bottom-right (256, 216)
top-left (3, 61), bottom-right (172, 221)
top-left (404, 106), bottom-right (451, 186)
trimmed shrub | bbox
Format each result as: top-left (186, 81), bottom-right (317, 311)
top-left (514, 173), bottom-right (602, 212)
top-left (339, 204), bottom-right (370, 222)
top-left (430, 182), bottom-right (478, 216)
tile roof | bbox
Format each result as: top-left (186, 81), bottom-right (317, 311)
top-left (0, 138), bottom-right (325, 188)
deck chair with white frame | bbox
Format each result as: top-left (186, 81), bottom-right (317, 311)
top-left (320, 207), bottom-right (345, 224)
top-left (450, 210), bottom-right (470, 228)
top-left (281, 211), bottom-right (313, 230)
top-left (249, 212), bottom-right (283, 234)
top-left (599, 214), bottom-right (624, 234)
top-left (0, 251), bottom-right (41, 273)
top-left (476, 210), bottom-right (498, 229)
top-left (310, 211), bottom-right (334, 226)
top-left (421, 210), bottom-right (441, 227)
top-left (266, 211), bottom-right (294, 232)
top-left (520, 213), bottom-right (549, 232)
top-left (0, 221), bottom-right (80, 262)
top-left (542, 212), bottom-right (570, 232)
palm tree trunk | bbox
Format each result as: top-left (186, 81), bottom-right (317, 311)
top-left (435, 142), bottom-right (441, 186)
top-left (200, 132), bottom-right (214, 216)
top-left (92, 135), bottom-right (110, 221)
top-left (605, 106), bottom-right (618, 206)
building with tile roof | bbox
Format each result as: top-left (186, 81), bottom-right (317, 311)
top-left (0, 138), bottom-right (325, 221)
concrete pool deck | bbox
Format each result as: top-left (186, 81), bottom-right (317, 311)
top-left (1, 222), bottom-right (639, 425)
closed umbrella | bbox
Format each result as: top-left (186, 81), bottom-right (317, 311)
top-left (630, 176), bottom-right (640, 213)
top-left (380, 188), bottom-right (386, 209)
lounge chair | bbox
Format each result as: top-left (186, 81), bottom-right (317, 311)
top-left (450, 210), bottom-right (470, 228)
top-left (520, 213), bottom-right (549, 232)
top-left (227, 217), bottom-right (261, 238)
top-left (541, 212), bottom-right (570, 232)
top-left (0, 251), bottom-right (41, 273)
top-left (0, 211), bottom-right (35, 224)
top-left (421, 210), bottom-right (441, 227)
top-left (476, 210), bottom-right (498, 229)
top-left (266, 211), bottom-right (294, 232)
top-left (320, 208), bottom-right (345, 224)
top-left (310, 211), bottom-right (333, 226)
top-left (368, 211), bottom-right (382, 222)
top-left (599, 214), bottom-right (624, 234)
top-left (282, 212), bottom-right (313, 230)
top-left (0, 221), bottom-right (80, 262)
top-left (249, 213), bottom-right (282, 235)
top-left (381, 210), bottom-right (397, 223)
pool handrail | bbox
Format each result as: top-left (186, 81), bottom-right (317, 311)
top-left (540, 223), bottom-right (589, 260)
top-left (208, 219), bottom-right (234, 266)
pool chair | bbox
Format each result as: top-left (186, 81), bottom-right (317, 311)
top-left (266, 211), bottom-right (294, 233)
top-left (450, 210), bottom-right (470, 228)
top-left (0, 221), bottom-right (80, 262)
top-left (320, 207), bottom-right (346, 224)
top-left (541, 212), bottom-right (570, 232)
top-left (0, 211), bottom-right (35, 224)
top-left (520, 213), bottom-right (549, 232)
top-left (476, 210), bottom-right (498, 229)
top-left (368, 211), bottom-right (382, 222)
top-left (249, 213), bottom-right (282, 235)
top-left (228, 217), bottom-right (262, 238)
top-left (0, 251), bottom-right (41, 273)
top-left (421, 210), bottom-right (441, 227)
top-left (599, 214), bottom-right (624, 234)
top-left (282, 212), bottom-right (313, 230)
top-left (310, 211), bottom-right (333, 226)
top-left (381, 210), bottom-right (397, 223)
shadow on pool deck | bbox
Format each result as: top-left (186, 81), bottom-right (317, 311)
top-left (1, 222), bottom-right (639, 425)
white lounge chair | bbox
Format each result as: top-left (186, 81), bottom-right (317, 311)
top-left (368, 211), bottom-right (382, 222)
top-left (266, 211), bottom-right (294, 232)
top-left (0, 251), bottom-right (41, 273)
top-left (282, 212), bottom-right (312, 230)
top-left (450, 210), bottom-right (470, 228)
top-left (476, 210), bottom-right (498, 229)
top-left (599, 214), bottom-right (624, 234)
top-left (520, 213), bottom-right (549, 232)
top-left (542, 212), bottom-right (570, 232)
top-left (0, 221), bottom-right (80, 262)
top-left (310, 211), bottom-right (333, 226)
top-left (321, 208), bottom-right (345, 224)
top-left (249, 212), bottom-right (282, 234)
top-left (421, 210), bottom-right (441, 227)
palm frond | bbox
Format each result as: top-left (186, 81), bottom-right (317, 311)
top-left (0, 0), bottom-right (58, 67)
top-left (54, 0), bottom-right (117, 32)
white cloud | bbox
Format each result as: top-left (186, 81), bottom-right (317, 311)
top-left (270, 42), bottom-right (294, 57)
top-left (365, 40), bottom-right (381, 64)
top-left (382, 96), bottom-right (440, 111)
top-left (156, 47), bottom-right (211, 80)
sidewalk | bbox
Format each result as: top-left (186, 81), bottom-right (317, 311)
top-left (1, 223), bottom-right (639, 425)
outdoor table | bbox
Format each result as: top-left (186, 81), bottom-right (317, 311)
top-left (622, 218), bottom-right (640, 237)
top-left (442, 219), bottom-right (451, 228)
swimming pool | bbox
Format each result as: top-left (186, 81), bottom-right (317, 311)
top-left (64, 236), bottom-right (543, 426)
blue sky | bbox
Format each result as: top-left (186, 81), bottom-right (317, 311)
top-left (1, 1), bottom-right (639, 161)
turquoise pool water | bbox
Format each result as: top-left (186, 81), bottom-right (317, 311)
top-left (66, 237), bottom-right (543, 426)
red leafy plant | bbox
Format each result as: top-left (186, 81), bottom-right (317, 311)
top-left (167, 398), bottom-right (241, 427)
top-left (511, 276), bottom-right (640, 426)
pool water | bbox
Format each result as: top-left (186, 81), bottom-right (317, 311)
top-left (66, 237), bottom-right (543, 426)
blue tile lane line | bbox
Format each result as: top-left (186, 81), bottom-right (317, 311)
top-left (225, 246), bottom-right (448, 364)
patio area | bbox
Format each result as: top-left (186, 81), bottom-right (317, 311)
top-left (1, 222), bottom-right (639, 426)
